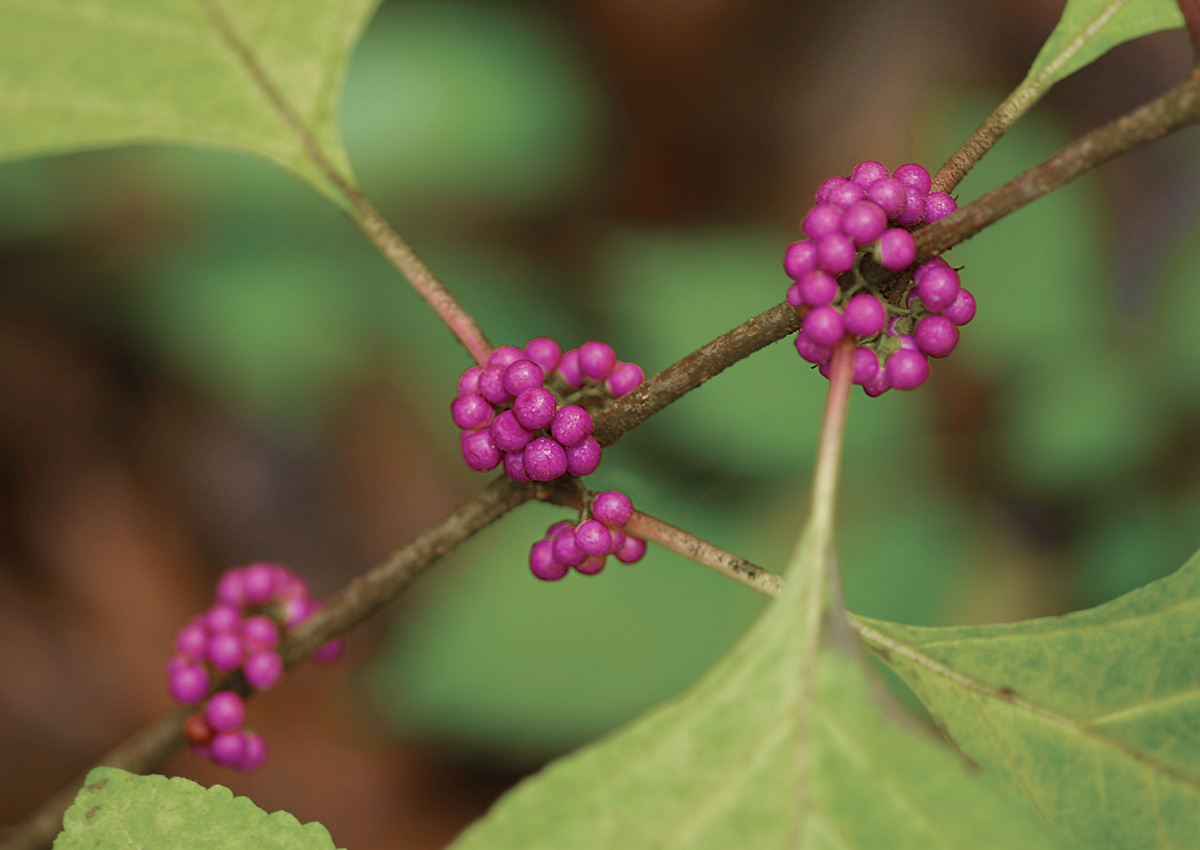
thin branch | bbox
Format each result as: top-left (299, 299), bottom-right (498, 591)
top-left (919, 75), bottom-right (1200, 261)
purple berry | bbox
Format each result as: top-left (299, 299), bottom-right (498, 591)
top-left (175, 620), bottom-right (209, 660)
top-left (460, 430), bottom-right (502, 472)
top-left (489, 409), bottom-right (534, 453)
top-left (578, 341), bottom-right (617, 382)
top-left (503, 360), bottom-right (546, 396)
top-left (312, 637), bottom-right (345, 664)
top-left (207, 632), bottom-right (245, 672)
top-left (478, 365), bottom-right (512, 406)
top-left (503, 450), bottom-right (530, 482)
top-left (244, 649), bottom-right (284, 690)
top-left (451, 393), bottom-right (493, 430)
top-left (925, 191), bottom-right (957, 223)
top-left (457, 365), bottom-right (483, 396)
top-left (842, 293), bottom-right (886, 337)
top-left (864, 366), bottom-right (891, 397)
top-left (892, 163), bottom-right (932, 195)
top-left (915, 315), bottom-right (960, 358)
top-left (850, 160), bottom-right (890, 188)
top-left (794, 332), bottom-right (831, 365)
top-left (841, 200), bottom-right (888, 246)
top-left (606, 361), bottom-right (644, 398)
top-left (556, 348), bottom-right (585, 389)
top-left (550, 404), bottom-right (593, 447)
top-left (575, 520), bottom-right (613, 556)
top-left (236, 730), bottom-right (268, 772)
top-left (241, 563), bottom-right (277, 605)
top-left (575, 555), bottom-right (606, 575)
top-left (524, 437), bottom-right (568, 481)
top-left (552, 527), bottom-right (586, 567)
top-left (513, 387), bottom-right (557, 431)
top-left (795, 270), bottom-right (837, 307)
top-left (523, 337), bottom-right (562, 372)
top-left (814, 176), bottom-right (844, 205)
top-left (487, 345), bottom-right (525, 369)
top-left (784, 240), bottom-right (818, 280)
top-left (565, 436), bottom-right (602, 477)
top-left (786, 281), bottom-right (804, 309)
top-left (802, 204), bottom-right (844, 239)
top-left (877, 228), bottom-right (916, 271)
top-left (914, 263), bottom-right (961, 313)
top-left (943, 287), bottom-right (977, 326)
top-left (204, 603), bottom-right (241, 633)
top-left (205, 691), bottom-right (246, 731)
top-left (802, 305), bottom-right (846, 348)
top-left (816, 232), bottom-right (857, 274)
top-left (865, 177), bottom-right (908, 220)
top-left (530, 538), bottom-right (568, 580)
top-left (242, 615), bottom-right (280, 650)
top-left (593, 490), bottom-right (634, 527)
top-left (215, 570), bottom-right (246, 607)
top-left (825, 178), bottom-right (865, 208)
top-left (284, 596), bottom-right (321, 629)
top-left (885, 349), bottom-right (931, 390)
top-left (895, 187), bottom-right (926, 227)
top-left (209, 730), bottom-right (248, 768)
top-left (606, 528), bottom-right (627, 555)
top-left (852, 347), bottom-right (880, 385)
top-left (168, 660), bottom-right (210, 704)
top-left (616, 535), bottom-right (647, 564)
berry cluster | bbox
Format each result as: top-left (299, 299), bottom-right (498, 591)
top-left (167, 562), bottom-right (344, 770)
top-left (452, 339), bottom-right (644, 481)
top-left (528, 490), bottom-right (647, 580)
top-left (784, 160), bottom-right (976, 395)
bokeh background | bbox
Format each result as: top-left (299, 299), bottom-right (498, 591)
top-left (3, 1), bottom-right (1200, 847)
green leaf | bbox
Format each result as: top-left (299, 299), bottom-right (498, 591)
top-left (54, 766), bottom-right (341, 849)
top-left (0, 0), bottom-right (377, 208)
top-left (855, 547), bottom-right (1200, 849)
top-left (1021, 0), bottom-right (1184, 99)
top-left (448, 527), bottom-right (1061, 850)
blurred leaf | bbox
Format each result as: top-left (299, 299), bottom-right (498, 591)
top-left (857, 546), bottom-right (1200, 849)
top-left (1021, 0), bottom-right (1184, 98)
top-left (0, 0), bottom-right (376, 208)
top-left (55, 767), bottom-right (341, 850)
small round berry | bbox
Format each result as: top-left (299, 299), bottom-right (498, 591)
top-left (207, 632), bottom-right (245, 672)
top-left (241, 563), bottom-right (278, 605)
top-left (877, 228), bottom-right (916, 271)
top-left (802, 204), bottom-right (844, 239)
top-left (215, 570), bottom-right (246, 607)
top-left (168, 660), bottom-right (210, 704)
top-left (592, 491), bottom-right (634, 527)
top-left (489, 409), bottom-right (534, 453)
top-left (924, 192), bottom-right (957, 223)
top-left (565, 437), bottom-right (602, 477)
top-left (503, 360), bottom-right (546, 396)
top-left (842, 293), bottom-right (886, 338)
top-left (513, 387), bottom-right (557, 431)
top-left (783, 240), bottom-right (818, 280)
top-left (578, 341), bottom-right (617, 382)
top-left (556, 348), bottom-right (585, 389)
top-left (616, 535), bottom-right (648, 564)
top-left (850, 160), bottom-right (890, 188)
top-left (895, 187), bottom-right (926, 227)
top-left (575, 519), bottom-right (613, 556)
top-left (915, 315), bottom-right (960, 358)
top-left (530, 538), bottom-right (568, 580)
top-left (552, 527), bottom-right (586, 567)
top-left (284, 596), bottom-right (321, 629)
top-left (865, 177), bottom-right (908, 220)
top-left (943, 287), bottom-right (977, 326)
top-left (885, 349), bottom-right (931, 390)
top-left (802, 305), bottom-right (846, 348)
top-left (863, 366), bottom-right (891, 397)
top-left (236, 730), bottom-right (268, 772)
top-left (204, 603), bottom-right (241, 633)
top-left (794, 333), bottom-right (832, 365)
top-left (242, 615), bottom-right (280, 650)
top-left (205, 691), bottom-right (246, 732)
top-left (825, 178), bottom-right (865, 208)
top-left (183, 711), bottom-right (215, 748)
top-left (786, 281), bottom-right (804, 309)
top-left (606, 528), bottom-right (627, 555)
top-left (478, 365), bottom-right (512, 406)
top-left (892, 163), bottom-right (932, 195)
top-left (209, 730), bottom-right (248, 768)
top-left (175, 620), bottom-right (209, 660)
top-left (841, 199), bottom-right (888, 246)
top-left (503, 450), bottom-right (530, 482)
top-left (575, 555), bottom-right (606, 575)
top-left (312, 637), bottom-right (345, 665)
top-left (244, 649), bottom-right (284, 690)
top-left (457, 365), bottom-right (484, 396)
top-left (523, 337), bottom-right (562, 373)
top-left (487, 345), bottom-right (525, 369)
top-left (550, 404), bottom-right (593, 447)
top-left (915, 263), bottom-right (961, 313)
top-left (814, 176), bottom-right (845, 205)
top-left (796, 270), bottom-right (838, 307)
top-left (816, 232), bottom-right (856, 274)
top-left (851, 347), bottom-right (880, 385)
top-left (460, 430), bottom-right (502, 472)
top-left (606, 361), bottom-right (645, 398)
top-left (524, 437), bottom-right (568, 481)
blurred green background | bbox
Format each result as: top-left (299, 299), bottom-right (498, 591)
top-left (3, 1), bottom-right (1200, 848)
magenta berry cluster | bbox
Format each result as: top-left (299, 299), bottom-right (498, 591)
top-left (784, 160), bottom-right (976, 395)
top-left (528, 490), bottom-right (647, 580)
top-left (167, 562), bottom-right (344, 770)
top-left (452, 338), bottom-right (644, 481)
